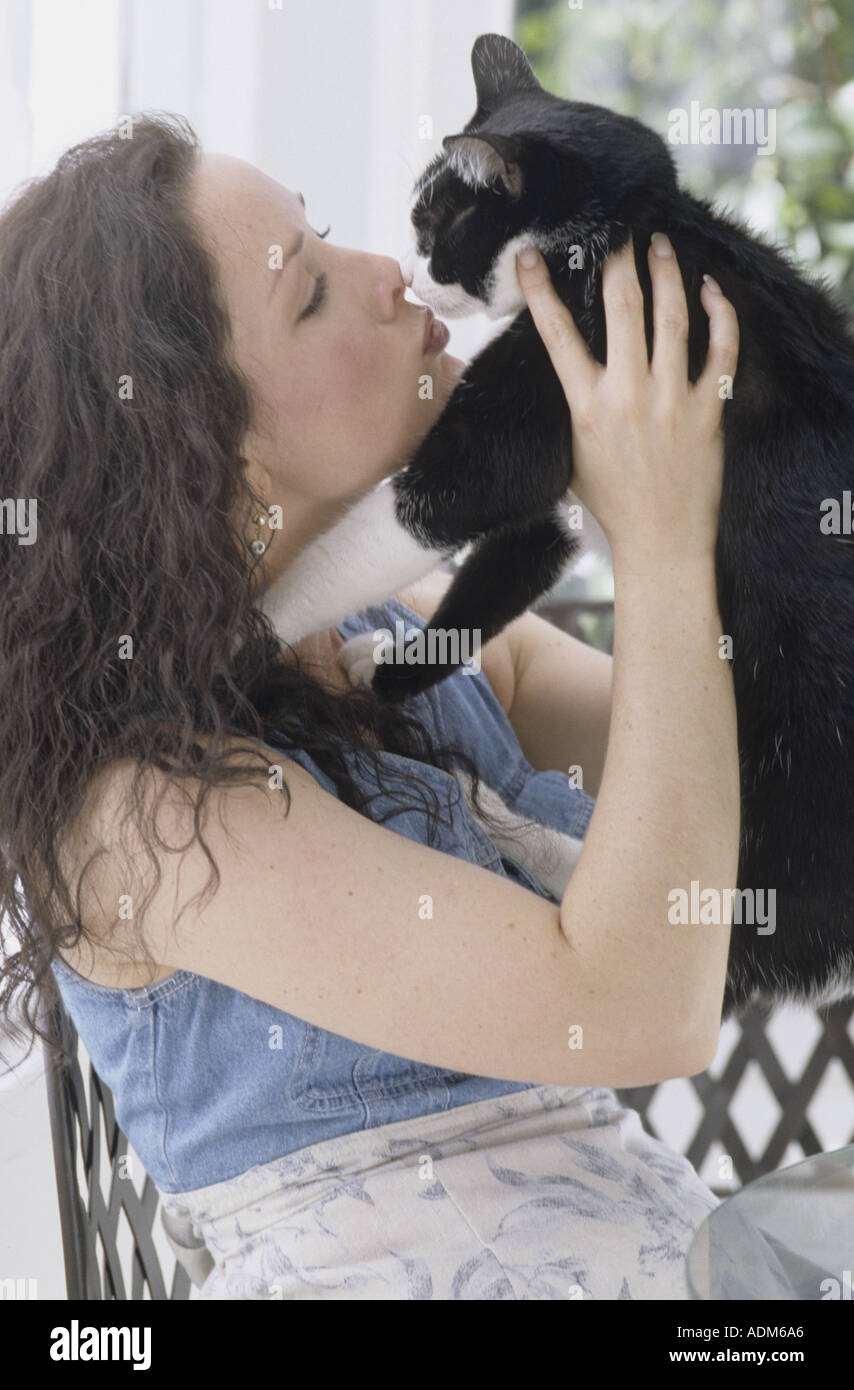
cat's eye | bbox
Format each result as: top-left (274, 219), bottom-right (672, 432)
top-left (447, 205), bottom-right (477, 238)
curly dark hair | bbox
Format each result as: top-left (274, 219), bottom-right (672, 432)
top-left (0, 111), bottom-right (518, 1072)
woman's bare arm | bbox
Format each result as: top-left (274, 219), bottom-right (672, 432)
top-left (70, 742), bottom-right (719, 1090)
top-left (397, 570), bottom-right (613, 796)
top-left (516, 234), bottom-right (741, 1054)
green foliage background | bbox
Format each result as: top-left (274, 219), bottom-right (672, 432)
top-left (509, 1), bottom-right (854, 647)
top-left (516, 0), bottom-right (854, 304)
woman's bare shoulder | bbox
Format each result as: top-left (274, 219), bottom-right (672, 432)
top-left (55, 731), bottom-right (275, 984)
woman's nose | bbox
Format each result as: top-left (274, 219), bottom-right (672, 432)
top-left (379, 254), bottom-right (409, 315)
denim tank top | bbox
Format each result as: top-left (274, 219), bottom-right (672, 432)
top-left (51, 597), bottom-right (596, 1194)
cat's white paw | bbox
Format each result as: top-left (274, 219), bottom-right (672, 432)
top-left (337, 631), bottom-right (382, 690)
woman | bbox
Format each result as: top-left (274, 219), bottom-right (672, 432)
top-left (0, 114), bottom-right (740, 1299)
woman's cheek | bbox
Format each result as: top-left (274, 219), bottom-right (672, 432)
top-left (331, 330), bottom-right (371, 384)
top-left (275, 363), bottom-right (326, 419)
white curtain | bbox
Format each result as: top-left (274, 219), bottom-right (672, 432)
top-left (0, 0), bottom-right (122, 209)
top-left (0, 0), bottom-right (515, 361)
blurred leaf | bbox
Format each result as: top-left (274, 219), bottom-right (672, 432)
top-left (813, 251), bottom-right (851, 284)
top-left (514, 0), bottom-right (854, 305)
top-left (823, 220), bottom-right (854, 252)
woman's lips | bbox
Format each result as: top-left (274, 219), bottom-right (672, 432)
top-left (422, 309), bottom-right (450, 355)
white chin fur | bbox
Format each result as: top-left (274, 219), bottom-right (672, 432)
top-left (399, 231), bottom-right (538, 323)
top-left (484, 233), bottom-right (543, 318)
top-left (402, 248), bottom-right (483, 319)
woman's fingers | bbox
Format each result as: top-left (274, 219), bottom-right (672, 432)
top-left (647, 232), bottom-right (690, 392)
top-left (515, 247), bottom-right (597, 406)
top-left (517, 237), bottom-right (739, 432)
top-left (695, 275), bottom-right (740, 413)
top-left (601, 233), bottom-right (648, 383)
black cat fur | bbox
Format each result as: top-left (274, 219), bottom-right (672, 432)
top-left (371, 33), bottom-right (854, 1019)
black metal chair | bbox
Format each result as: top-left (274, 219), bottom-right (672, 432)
top-left (43, 981), bottom-right (854, 1297)
top-left (616, 999), bottom-right (854, 1196)
top-left (42, 995), bottom-right (193, 1300)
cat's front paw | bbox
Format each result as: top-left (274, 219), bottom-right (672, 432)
top-left (336, 630), bottom-right (429, 703)
top-left (336, 631), bottom-right (383, 691)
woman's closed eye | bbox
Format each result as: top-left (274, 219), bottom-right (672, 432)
top-left (299, 223), bottom-right (331, 321)
top-left (299, 270), bottom-right (327, 321)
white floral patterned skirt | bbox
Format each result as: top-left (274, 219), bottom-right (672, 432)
top-left (160, 1083), bottom-right (719, 1300)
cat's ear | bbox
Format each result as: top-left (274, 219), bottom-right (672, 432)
top-left (469, 33), bottom-right (542, 118)
top-left (442, 133), bottom-right (526, 199)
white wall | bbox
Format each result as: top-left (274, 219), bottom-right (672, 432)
top-left (0, 0), bottom-right (515, 362)
top-left (122, 0), bottom-right (516, 362)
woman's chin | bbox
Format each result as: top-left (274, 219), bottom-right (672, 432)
top-left (437, 351), bottom-right (466, 394)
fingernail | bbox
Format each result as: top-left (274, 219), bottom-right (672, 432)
top-left (650, 232), bottom-right (673, 258)
top-left (703, 273), bottom-right (722, 293)
top-left (518, 246), bottom-right (539, 268)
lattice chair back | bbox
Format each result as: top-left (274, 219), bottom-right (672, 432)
top-left (534, 588), bottom-right (854, 1197)
top-left (40, 974), bottom-right (854, 1283)
top-left (616, 1000), bottom-right (854, 1196)
top-left (41, 993), bottom-right (193, 1300)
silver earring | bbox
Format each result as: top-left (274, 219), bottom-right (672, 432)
top-left (250, 511), bottom-right (268, 557)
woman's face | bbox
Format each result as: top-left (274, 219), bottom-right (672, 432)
top-left (186, 153), bottom-right (465, 591)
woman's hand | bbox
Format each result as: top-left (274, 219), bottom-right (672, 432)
top-left (515, 234), bottom-right (739, 561)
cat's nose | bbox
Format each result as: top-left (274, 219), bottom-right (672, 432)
top-left (398, 248), bottom-right (415, 287)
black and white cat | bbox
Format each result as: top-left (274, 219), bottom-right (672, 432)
top-left (261, 32), bottom-right (854, 1020)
